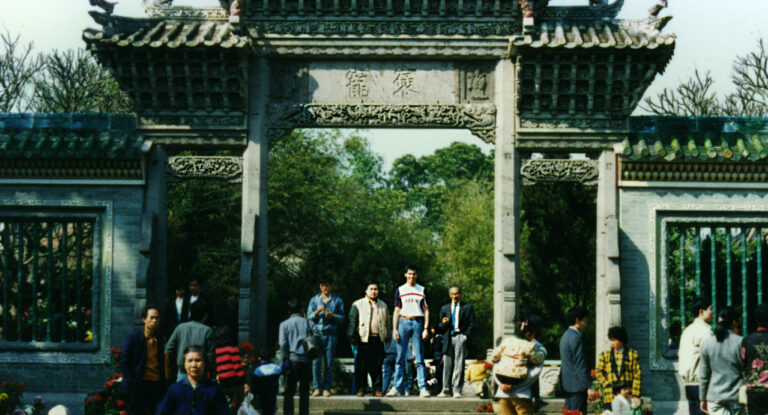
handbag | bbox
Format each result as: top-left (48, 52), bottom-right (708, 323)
top-left (300, 317), bottom-right (324, 360)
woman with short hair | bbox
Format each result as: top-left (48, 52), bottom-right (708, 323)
top-left (158, 345), bottom-right (230, 415)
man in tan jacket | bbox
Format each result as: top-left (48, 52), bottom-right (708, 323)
top-left (348, 282), bottom-right (391, 397)
top-left (678, 296), bottom-right (714, 415)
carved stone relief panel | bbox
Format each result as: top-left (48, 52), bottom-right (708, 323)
top-left (306, 62), bottom-right (457, 105)
top-left (267, 103), bottom-right (495, 143)
top-left (456, 63), bottom-right (495, 103)
top-left (520, 159), bottom-right (598, 185)
top-left (167, 156), bottom-right (243, 180)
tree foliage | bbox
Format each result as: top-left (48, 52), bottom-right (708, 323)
top-left (642, 40), bottom-right (768, 116)
top-left (0, 32), bottom-right (45, 112)
top-left (0, 33), bottom-right (130, 113)
top-left (30, 49), bottom-right (131, 113)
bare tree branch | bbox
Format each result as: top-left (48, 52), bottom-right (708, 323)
top-left (0, 31), bottom-right (45, 112)
top-left (641, 69), bottom-right (722, 116)
top-left (30, 49), bottom-right (131, 113)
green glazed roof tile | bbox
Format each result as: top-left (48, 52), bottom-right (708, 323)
top-left (625, 116), bottom-right (768, 163)
top-left (0, 114), bottom-right (144, 160)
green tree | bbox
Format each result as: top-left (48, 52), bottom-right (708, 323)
top-left (437, 179), bottom-right (494, 357)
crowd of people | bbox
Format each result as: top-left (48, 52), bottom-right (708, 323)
top-left (111, 269), bottom-right (768, 415)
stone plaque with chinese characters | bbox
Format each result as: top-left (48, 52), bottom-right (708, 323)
top-left (307, 62), bottom-right (458, 105)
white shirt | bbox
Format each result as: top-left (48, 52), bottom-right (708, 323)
top-left (175, 297), bottom-right (184, 319)
top-left (678, 317), bottom-right (713, 384)
top-left (611, 394), bottom-right (632, 415)
top-left (190, 294), bottom-right (199, 304)
top-left (395, 283), bottom-right (427, 318)
top-left (451, 302), bottom-right (461, 333)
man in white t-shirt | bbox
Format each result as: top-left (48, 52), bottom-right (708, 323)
top-left (386, 265), bottom-right (431, 398)
top-left (678, 297), bottom-right (714, 415)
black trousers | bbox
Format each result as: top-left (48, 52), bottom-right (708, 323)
top-left (685, 385), bottom-right (706, 415)
top-left (128, 380), bottom-right (164, 415)
top-left (748, 389), bottom-right (768, 415)
top-left (563, 391), bottom-right (587, 414)
top-left (354, 337), bottom-right (384, 393)
top-left (284, 360), bottom-right (312, 415)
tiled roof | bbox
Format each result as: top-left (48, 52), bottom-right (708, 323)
top-left (83, 16), bottom-right (249, 49)
top-left (512, 18), bottom-right (675, 50)
top-left (0, 114), bottom-right (146, 160)
top-left (622, 117), bottom-right (768, 162)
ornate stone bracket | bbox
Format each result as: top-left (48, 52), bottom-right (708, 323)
top-left (266, 103), bottom-right (496, 143)
top-left (520, 159), bottom-right (598, 185)
top-left (167, 156), bottom-right (243, 181)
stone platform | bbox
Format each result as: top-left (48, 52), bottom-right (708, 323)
top-left (275, 396), bottom-right (571, 415)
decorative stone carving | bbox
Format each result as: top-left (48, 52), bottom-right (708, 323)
top-left (167, 156), bottom-right (243, 180)
top-left (457, 64), bottom-right (495, 103)
top-left (247, 20), bottom-right (518, 37)
top-left (521, 159), bottom-right (599, 184)
top-left (267, 103), bottom-right (496, 143)
top-left (346, 70), bottom-right (371, 100)
top-left (139, 115), bottom-right (246, 129)
top-left (520, 118), bottom-right (627, 130)
top-left (539, 362), bottom-right (561, 397)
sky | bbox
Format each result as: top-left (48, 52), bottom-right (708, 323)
top-left (1, 0), bottom-right (767, 169)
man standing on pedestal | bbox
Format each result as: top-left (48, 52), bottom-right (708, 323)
top-left (307, 277), bottom-right (345, 397)
top-left (437, 285), bottom-right (475, 398)
top-left (559, 306), bottom-right (594, 413)
top-left (348, 282), bottom-right (390, 397)
top-left (678, 297), bottom-right (713, 415)
top-left (387, 266), bottom-right (431, 398)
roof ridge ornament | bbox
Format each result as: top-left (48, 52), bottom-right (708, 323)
top-left (89, 0), bottom-right (117, 15)
top-left (648, 0), bottom-right (668, 17)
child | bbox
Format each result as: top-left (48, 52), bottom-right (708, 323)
top-left (215, 327), bottom-right (247, 413)
top-left (252, 349), bottom-right (288, 415)
top-left (465, 357), bottom-right (493, 397)
top-left (610, 382), bottom-right (632, 415)
top-left (382, 338), bottom-right (398, 394)
top-left (490, 323), bottom-right (545, 388)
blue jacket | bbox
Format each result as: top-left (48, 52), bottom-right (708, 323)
top-left (307, 294), bottom-right (345, 335)
top-left (157, 377), bottom-right (230, 415)
top-left (117, 329), bottom-right (166, 395)
top-left (559, 327), bottom-right (591, 393)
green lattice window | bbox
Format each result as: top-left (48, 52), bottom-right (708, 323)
top-left (667, 225), bottom-right (767, 347)
top-left (0, 219), bottom-right (96, 344)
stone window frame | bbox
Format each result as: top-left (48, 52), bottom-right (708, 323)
top-left (648, 203), bottom-right (768, 371)
top-left (0, 200), bottom-right (113, 364)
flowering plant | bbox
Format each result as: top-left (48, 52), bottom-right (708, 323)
top-left (239, 341), bottom-right (257, 385)
top-left (590, 369), bottom-right (604, 414)
top-left (0, 381), bottom-right (45, 415)
top-left (475, 402), bottom-right (494, 413)
top-left (563, 410), bottom-right (583, 415)
top-left (85, 347), bottom-right (125, 415)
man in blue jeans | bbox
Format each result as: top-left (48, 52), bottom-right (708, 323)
top-left (386, 265), bottom-right (431, 398)
top-left (307, 278), bottom-right (345, 397)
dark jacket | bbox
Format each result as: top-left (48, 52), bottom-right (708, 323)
top-left (161, 297), bottom-right (189, 341)
top-left (437, 302), bottom-right (475, 354)
top-left (559, 327), bottom-right (591, 393)
top-left (157, 377), bottom-right (230, 415)
top-left (118, 328), bottom-right (166, 395)
top-left (184, 293), bottom-right (213, 323)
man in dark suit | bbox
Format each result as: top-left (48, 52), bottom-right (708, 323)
top-left (436, 285), bottom-right (475, 398)
top-left (118, 304), bottom-right (167, 415)
top-left (185, 276), bottom-right (213, 325)
top-left (161, 280), bottom-right (188, 342)
top-left (559, 306), bottom-right (594, 413)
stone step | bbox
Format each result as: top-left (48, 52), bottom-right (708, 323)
top-left (274, 396), bottom-right (570, 414)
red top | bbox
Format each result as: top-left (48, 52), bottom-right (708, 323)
top-left (215, 345), bottom-right (245, 387)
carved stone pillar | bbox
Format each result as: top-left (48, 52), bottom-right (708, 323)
top-left (595, 148), bottom-right (621, 356)
top-left (493, 58), bottom-right (521, 345)
top-left (241, 57), bottom-right (269, 348)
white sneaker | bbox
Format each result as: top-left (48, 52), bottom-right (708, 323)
top-left (419, 389), bottom-right (430, 398)
top-left (385, 388), bottom-right (400, 397)
top-left (453, 391), bottom-right (462, 398)
top-left (437, 392), bottom-right (449, 398)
